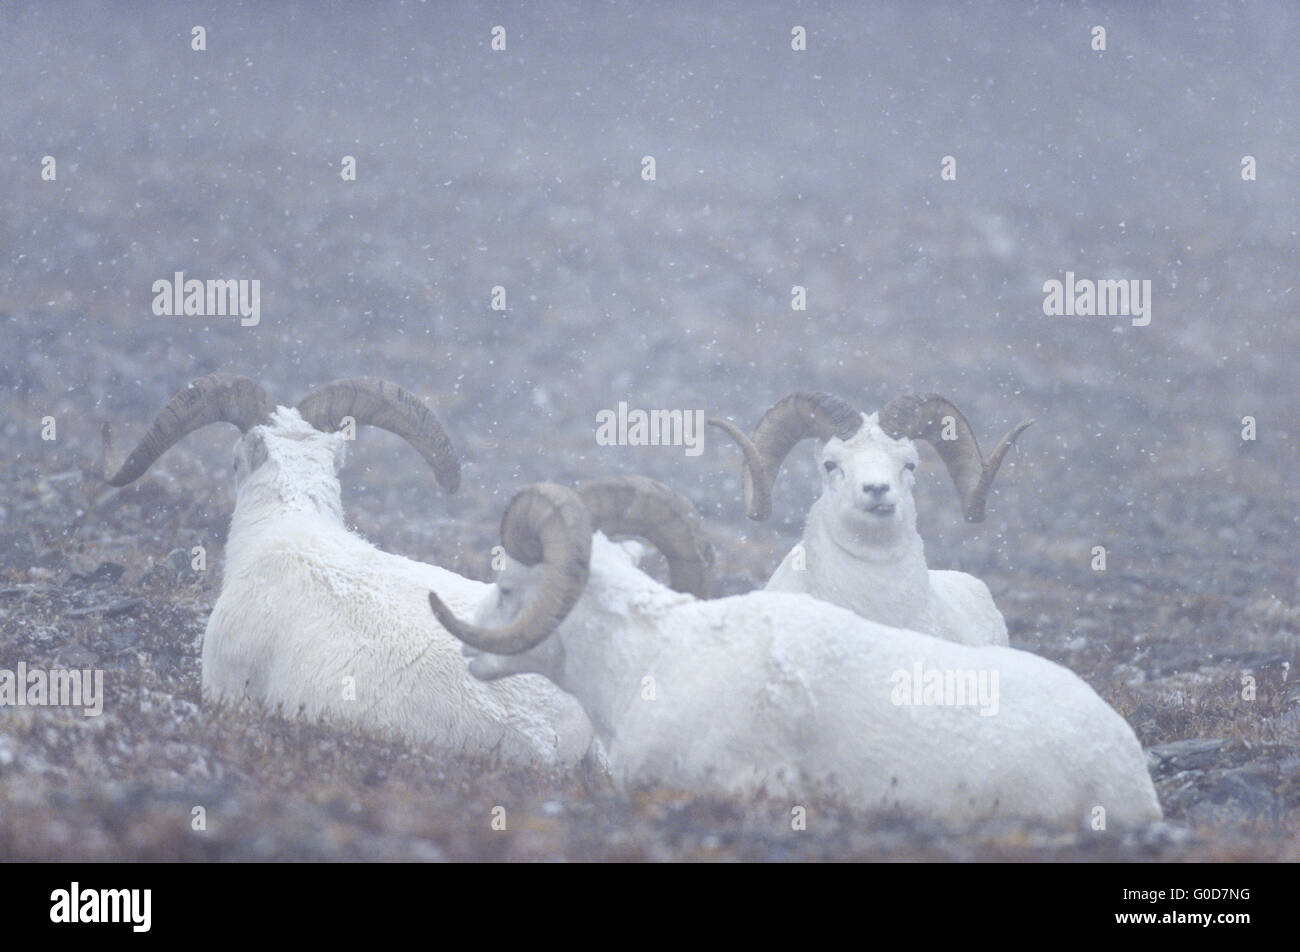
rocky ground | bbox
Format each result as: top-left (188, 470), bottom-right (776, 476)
top-left (1, 2), bottom-right (1297, 860)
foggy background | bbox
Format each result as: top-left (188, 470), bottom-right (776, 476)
top-left (0, 1), bottom-right (1296, 859)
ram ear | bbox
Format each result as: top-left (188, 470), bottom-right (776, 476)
top-left (235, 430), bottom-right (269, 477)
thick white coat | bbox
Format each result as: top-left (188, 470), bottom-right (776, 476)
top-left (202, 407), bottom-right (593, 766)
top-left (463, 534), bottom-right (1162, 827)
top-left (765, 411), bottom-right (1010, 647)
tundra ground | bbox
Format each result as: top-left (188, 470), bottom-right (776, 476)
top-left (1, 2), bottom-right (1297, 861)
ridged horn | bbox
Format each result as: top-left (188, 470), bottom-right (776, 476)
top-left (297, 378), bottom-right (460, 493)
top-left (709, 392), bottom-right (863, 520)
top-left (102, 374), bottom-right (273, 486)
top-left (429, 483), bottom-right (591, 655)
top-left (577, 475), bottom-right (713, 598)
top-left (878, 393), bottom-right (1034, 522)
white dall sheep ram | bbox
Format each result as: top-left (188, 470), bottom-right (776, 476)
top-left (428, 478), bottom-right (1161, 827)
top-left (709, 392), bottom-right (1033, 647)
top-left (101, 373), bottom-right (595, 766)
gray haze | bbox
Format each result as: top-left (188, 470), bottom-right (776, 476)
top-left (0, 1), bottom-right (1297, 860)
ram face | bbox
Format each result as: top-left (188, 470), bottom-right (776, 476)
top-left (709, 391), bottom-right (1034, 528)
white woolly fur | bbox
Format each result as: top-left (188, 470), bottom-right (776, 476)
top-left (202, 407), bottom-right (593, 766)
top-left (459, 532), bottom-right (1161, 827)
top-left (766, 411), bottom-right (1011, 647)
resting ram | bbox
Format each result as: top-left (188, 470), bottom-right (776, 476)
top-left (427, 477), bottom-right (1160, 827)
top-left (709, 392), bottom-right (1033, 647)
top-left (101, 373), bottom-right (593, 766)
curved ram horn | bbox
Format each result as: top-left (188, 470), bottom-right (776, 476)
top-left (709, 392), bottom-right (863, 520)
top-left (878, 393), bottom-right (1034, 522)
top-left (102, 374), bottom-right (273, 486)
top-left (297, 378), bottom-right (460, 493)
top-left (429, 483), bottom-right (591, 655)
top-left (578, 475), bottom-right (713, 598)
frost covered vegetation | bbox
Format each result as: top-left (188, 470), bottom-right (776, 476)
top-left (1, 2), bottom-right (1298, 860)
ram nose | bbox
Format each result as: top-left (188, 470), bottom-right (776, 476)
top-left (857, 482), bottom-right (897, 515)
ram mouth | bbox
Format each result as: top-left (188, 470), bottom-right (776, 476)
top-left (863, 503), bottom-right (896, 517)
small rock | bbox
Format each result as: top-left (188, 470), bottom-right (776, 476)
top-left (65, 597), bottom-right (143, 618)
top-left (1184, 767), bottom-right (1279, 825)
top-left (1147, 738), bottom-right (1231, 776)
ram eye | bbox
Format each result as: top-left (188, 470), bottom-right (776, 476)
top-left (823, 460), bottom-right (839, 473)
top-left (904, 462), bottom-right (916, 472)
